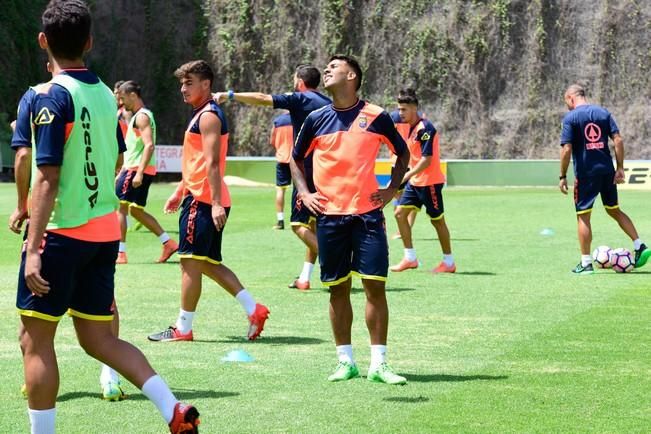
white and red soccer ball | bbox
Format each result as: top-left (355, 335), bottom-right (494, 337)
top-left (608, 248), bottom-right (634, 273)
top-left (592, 246), bottom-right (612, 269)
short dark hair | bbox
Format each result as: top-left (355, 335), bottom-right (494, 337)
top-left (329, 54), bottom-right (363, 91)
top-left (174, 60), bottom-right (214, 86)
top-left (295, 64), bottom-right (321, 89)
top-left (119, 80), bottom-right (141, 97)
top-left (114, 80), bottom-right (125, 91)
top-left (42, 0), bottom-right (92, 61)
top-left (397, 88), bottom-right (419, 105)
top-left (566, 83), bottom-right (586, 97)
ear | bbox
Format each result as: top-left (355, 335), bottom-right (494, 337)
top-left (38, 32), bottom-right (48, 50)
top-left (347, 70), bottom-right (357, 83)
top-left (84, 35), bottom-right (93, 53)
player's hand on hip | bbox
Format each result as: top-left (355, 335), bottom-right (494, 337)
top-left (559, 179), bottom-right (568, 195)
top-left (614, 168), bottom-right (625, 184)
top-left (213, 92), bottom-right (227, 104)
top-left (371, 188), bottom-right (397, 208)
top-left (301, 192), bottom-right (327, 215)
top-left (164, 193), bottom-right (182, 214)
top-left (8, 207), bottom-right (28, 234)
top-left (24, 252), bottom-right (50, 296)
top-left (211, 204), bottom-right (227, 231)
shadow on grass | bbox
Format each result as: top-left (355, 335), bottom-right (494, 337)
top-left (58, 389), bottom-right (237, 403)
top-left (414, 238), bottom-right (480, 242)
top-left (403, 373), bottom-right (508, 383)
top-left (346, 287), bottom-right (416, 294)
top-left (383, 396), bottom-right (430, 404)
top-left (454, 271), bottom-right (497, 276)
top-left (207, 335), bottom-right (326, 345)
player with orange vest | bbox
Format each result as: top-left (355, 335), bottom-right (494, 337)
top-left (148, 60), bottom-right (269, 344)
top-left (291, 55), bottom-right (410, 385)
top-left (269, 112), bottom-right (293, 229)
top-left (390, 89), bottom-right (456, 274)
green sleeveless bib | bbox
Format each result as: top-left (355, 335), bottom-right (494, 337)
top-left (123, 107), bottom-right (156, 169)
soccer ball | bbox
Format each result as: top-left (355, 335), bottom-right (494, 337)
top-left (592, 245), bottom-right (612, 269)
top-left (608, 248), bottom-right (634, 273)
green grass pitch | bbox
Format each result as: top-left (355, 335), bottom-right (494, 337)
top-left (0, 183), bottom-right (649, 433)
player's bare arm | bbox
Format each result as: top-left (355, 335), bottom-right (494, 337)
top-left (373, 149), bottom-right (409, 208)
top-left (133, 112), bottom-right (154, 187)
top-left (289, 157), bottom-right (327, 215)
top-left (164, 182), bottom-right (185, 214)
top-left (213, 91), bottom-right (273, 106)
top-left (9, 147), bottom-right (32, 234)
top-left (612, 133), bottom-right (625, 184)
top-left (402, 155), bottom-right (432, 183)
top-left (24, 165), bottom-right (60, 295)
top-left (200, 112), bottom-right (227, 231)
top-left (559, 143), bottom-right (571, 194)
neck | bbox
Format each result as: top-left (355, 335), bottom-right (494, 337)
top-left (191, 95), bottom-right (212, 109)
top-left (132, 101), bottom-right (144, 112)
top-left (49, 57), bottom-right (85, 75)
top-left (409, 117), bottom-right (420, 127)
top-left (331, 91), bottom-right (358, 109)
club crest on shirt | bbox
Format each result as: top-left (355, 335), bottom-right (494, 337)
top-left (358, 115), bottom-right (368, 128)
top-left (421, 132), bottom-right (431, 141)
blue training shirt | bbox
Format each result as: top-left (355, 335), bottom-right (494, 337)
top-left (560, 104), bottom-right (618, 178)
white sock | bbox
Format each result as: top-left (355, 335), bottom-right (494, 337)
top-left (633, 239), bottom-right (643, 250)
top-left (370, 345), bottom-right (387, 370)
top-left (141, 375), bottom-right (178, 424)
top-left (119, 242), bottom-right (127, 253)
top-left (29, 408), bottom-right (56, 434)
top-left (336, 345), bottom-right (354, 364)
top-left (235, 289), bottom-right (256, 316)
top-left (298, 262), bottom-right (314, 283)
top-left (404, 248), bottom-right (417, 262)
top-left (276, 212), bottom-right (284, 221)
top-left (159, 232), bottom-right (171, 244)
top-left (175, 309), bottom-right (194, 334)
top-left (100, 364), bottom-right (119, 385)
top-left (581, 255), bottom-right (593, 267)
top-left (443, 254), bottom-right (454, 266)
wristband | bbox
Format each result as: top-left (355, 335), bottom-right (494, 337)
top-left (227, 89), bottom-right (235, 101)
top-left (559, 175), bottom-right (567, 180)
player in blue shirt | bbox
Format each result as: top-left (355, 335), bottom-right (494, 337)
top-left (214, 64), bottom-right (331, 290)
top-left (17, 2), bottom-right (199, 432)
top-left (559, 84), bottom-right (650, 273)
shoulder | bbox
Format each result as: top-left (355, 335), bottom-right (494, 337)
top-left (420, 119), bottom-right (437, 134)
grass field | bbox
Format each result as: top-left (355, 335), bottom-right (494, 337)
top-left (0, 183), bottom-right (649, 433)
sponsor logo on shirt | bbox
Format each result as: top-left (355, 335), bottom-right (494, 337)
top-left (584, 122), bottom-right (604, 150)
top-left (34, 107), bottom-right (55, 125)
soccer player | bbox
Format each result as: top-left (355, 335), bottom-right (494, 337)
top-left (148, 60), bottom-right (269, 342)
top-left (214, 64), bottom-right (331, 290)
top-left (560, 83), bottom-right (650, 273)
top-left (10, 66), bottom-right (127, 402)
top-left (114, 80), bottom-right (129, 138)
top-left (114, 80), bottom-right (178, 264)
top-left (390, 89), bottom-right (455, 273)
top-left (269, 112), bottom-right (293, 229)
top-left (388, 109), bottom-right (417, 239)
top-left (290, 55), bottom-right (410, 384)
top-left (18, 2), bottom-right (199, 432)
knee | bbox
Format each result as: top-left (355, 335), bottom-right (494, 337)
top-left (292, 225), bottom-right (304, 236)
top-left (606, 207), bottom-right (621, 219)
top-left (394, 208), bottom-right (407, 220)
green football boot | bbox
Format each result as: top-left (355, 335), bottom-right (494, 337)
top-left (367, 363), bottom-right (407, 385)
top-left (572, 262), bottom-right (594, 275)
top-left (634, 243), bottom-right (651, 268)
top-left (327, 361), bottom-right (360, 382)
top-left (101, 381), bottom-right (126, 401)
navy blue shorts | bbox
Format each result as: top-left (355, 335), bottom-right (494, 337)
top-left (398, 183), bottom-right (445, 220)
top-left (115, 169), bottom-right (154, 207)
top-left (16, 232), bottom-right (118, 322)
top-left (574, 174), bottom-right (618, 214)
top-left (178, 195), bottom-right (230, 264)
top-left (276, 162), bottom-right (291, 187)
top-left (290, 187), bottom-right (316, 228)
top-left (316, 209), bottom-right (389, 286)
